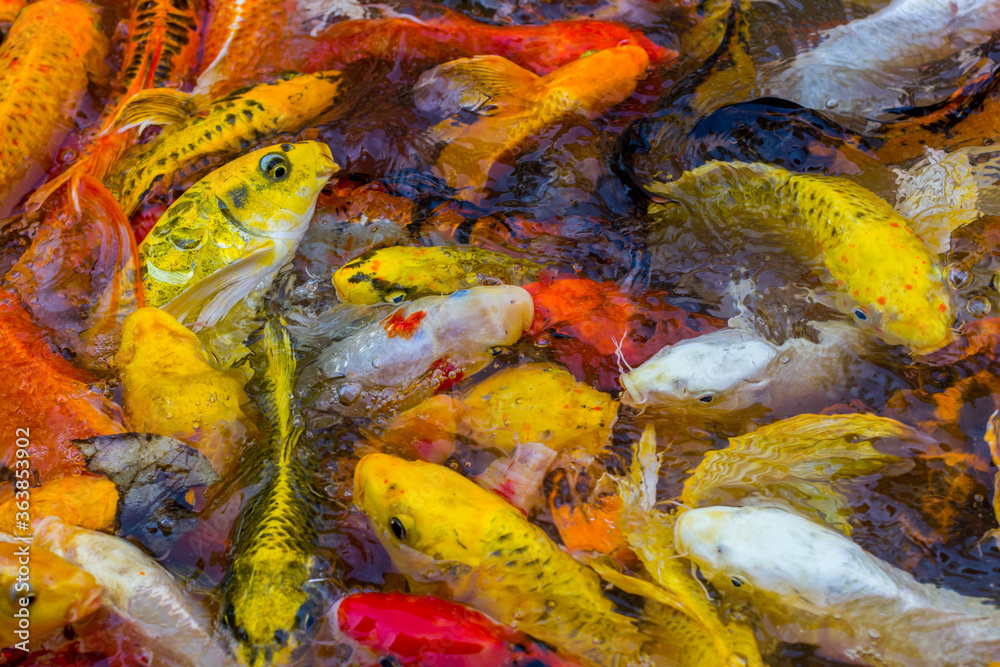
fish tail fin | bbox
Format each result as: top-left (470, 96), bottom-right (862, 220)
top-left (95, 88), bottom-right (198, 139)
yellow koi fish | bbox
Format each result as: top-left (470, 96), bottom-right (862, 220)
top-left (0, 533), bottom-right (102, 647)
top-left (646, 161), bottom-right (955, 354)
top-left (425, 46), bottom-right (649, 199)
top-left (221, 319), bottom-right (322, 667)
top-left (139, 141), bottom-right (336, 329)
top-left (0, 0), bottom-right (107, 216)
top-left (103, 71), bottom-right (344, 216)
top-left (354, 453), bottom-right (685, 667)
top-left (333, 245), bottom-right (541, 305)
top-left (115, 307), bottom-right (259, 473)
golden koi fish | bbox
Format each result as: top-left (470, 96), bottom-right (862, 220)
top-left (646, 161), bottom-right (956, 354)
top-left (425, 46), bottom-right (650, 199)
top-left (116, 307), bottom-right (259, 473)
top-left (139, 141), bottom-right (336, 329)
top-left (354, 453), bottom-right (684, 667)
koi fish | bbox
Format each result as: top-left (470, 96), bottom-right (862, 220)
top-left (332, 592), bottom-right (577, 666)
top-left (0, 288), bottom-right (125, 481)
top-left (139, 141), bottom-right (336, 329)
top-left (297, 286), bottom-right (534, 419)
top-left (352, 453), bottom-right (680, 667)
top-left (0, 0), bottom-right (107, 216)
top-left (103, 72), bottom-right (344, 216)
top-left (0, 533), bottom-right (102, 647)
top-left (34, 517), bottom-right (238, 667)
top-left (115, 307), bottom-right (259, 473)
top-left (676, 506), bottom-right (1000, 666)
top-left (220, 319), bottom-right (322, 667)
top-left (619, 320), bottom-right (869, 416)
top-left (645, 161), bottom-right (956, 354)
top-left (333, 245), bottom-right (540, 305)
top-left (425, 47), bottom-right (650, 199)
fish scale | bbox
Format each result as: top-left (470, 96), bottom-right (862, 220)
top-left (0, 0), bottom-right (107, 215)
top-left (104, 71), bottom-right (343, 216)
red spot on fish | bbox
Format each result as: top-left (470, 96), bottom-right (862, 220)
top-left (853, 290), bottom-right (860, 297)
top-left (429, 358), bottom-right (464, 392)
top-left (890, 222), bottom-right (899, 228)
top-left (877, 296), bottom-right (886, 306)
top-left (381, 310), bottom-right (426, 338)
top-left (939, 303), bottom-right (948, 312)
top-left (840, 254), bottom-right (848, 263)
top-left (905, 284), bottom-right (913, 290)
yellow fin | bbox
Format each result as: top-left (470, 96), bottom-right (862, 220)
top-left (97, 88), bottom-right (198, 138)
top-left (163, 245), bottom-right (277, 330)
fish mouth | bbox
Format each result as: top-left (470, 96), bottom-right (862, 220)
top-left (316, 144), bottom-right (339, 181)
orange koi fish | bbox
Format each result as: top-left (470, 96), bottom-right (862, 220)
top-left (5, 175), bottom-right (144, 371)
top-left (0, 0), bottom-right (107, 216)
top-left (426, 46), bottom-right (650, 199)
top-left (0, 289), bottom-right (126, 481)
top-left (0, 475), bottom-right (118, 531)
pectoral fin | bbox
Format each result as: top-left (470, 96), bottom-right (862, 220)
top-left (163, 245), bottom-right (277, 330)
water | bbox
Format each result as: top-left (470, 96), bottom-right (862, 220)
top-left (4, 0), bottom-right (1000, 664)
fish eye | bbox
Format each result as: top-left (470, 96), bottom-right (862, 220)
top-left (852, 307), bottom-right (869, 321)
top-left (379, 658), bottom-right (402, 667)
top-left (389, 517), bottom-right (407, 540)
top-left (731, 577), bottom-right (743, 588)
top-left (273, 628), bottom-right (289, 647)
top-left (697, 393), bottom-right (715, 404)
top-left (384, 291), bottom-right (407, 304)
top-left (260, 153), bottom-right (291, 180)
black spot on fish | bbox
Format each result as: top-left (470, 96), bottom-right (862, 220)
top-left (225, 113), bottom-right (237, 126)
top-left (281, 143), bottom-right (292, 152)
top-left (229, 185), bottom-right (250, 209)
top-left (346, 271), bottom-right (372, 284)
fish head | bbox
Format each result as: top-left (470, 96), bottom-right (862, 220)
top-left (332, 246), bottom-right (429, 305)
top-left (353, 454), bottom-right (517, 575)
top-left (426, 286), bottom-right (535, 350)
top-left (674, 506), bottom-right (868, 608)
top-left (620, 328), bottom-right (779, 411)
top-left (221, 553), bottom-right (325, 667)
top-left (0, 532), bottom-right (101, 644)
top-left (115, 306), bottom-right (202, 368)
top-left (215, 141), bottom-right (339, 239)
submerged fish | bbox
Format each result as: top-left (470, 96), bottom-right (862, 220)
top-left (333, 245), bottom-right (540, 305)
top-left (103, 72), bottom-right (344, 216)
top-left (298, 286), bottom-right (534, 419)
top-left (426, 47), bottom-right (650, 198)
top-left (115, 307), bottom-right (259, 473)
top-left (0, 0), bottom-right (107, 216)
top-left (619, 320), bottom-right (869, 415)
top-left (220, 319), bottom-right (322, 667)
top-left (140, 141), bottom-right (336, 329)
top-left (353, 453), bottom-right (675, 667)
top-left (34, 517), bottom-right (237, 667)
top-left (676, 506), bottom-right (1000, 666)
top-left (762, 0), bottom-right (1000, 117)
top-left (646, 161), bottom-right (956, 354)
top-left (0, 533), bottom-right (102, 647)
top-left (332, 592), bottom-right (576, 666)
top-left (0, 288), bottom-right (125, 481)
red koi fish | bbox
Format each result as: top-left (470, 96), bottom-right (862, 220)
top-left (196, 6), bottom-right (673, 96)
top-left (526, 276), bottom-right (724, 391)
top-left (334, 592), bottom-right (578, 666)
top-left (0, 288), bottom-right (126, 481)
